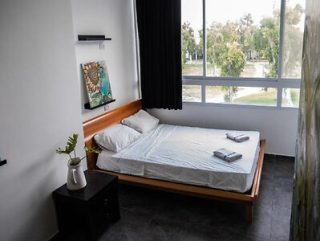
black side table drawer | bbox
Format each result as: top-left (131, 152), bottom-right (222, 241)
top-left (53, 171), bottom-right (120, 241)
top-left (87, 182), bottom-right (120, 237)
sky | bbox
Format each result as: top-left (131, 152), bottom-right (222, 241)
top-left (182, 0), bottom-right (305, 43)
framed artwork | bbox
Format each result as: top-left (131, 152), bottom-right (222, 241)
top-left (81, 61), bottom-right (113, 108)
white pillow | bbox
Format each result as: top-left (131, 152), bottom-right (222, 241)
top-left (94, 124), bottom-right (141, 152)
top-left (121, 110), bottom-right (159, 133)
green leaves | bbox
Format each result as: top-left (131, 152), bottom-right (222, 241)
top-left (56, 133), bottom-right (78, 155)
top-left (69, 157), bottom-right (81, 166)
top-left (56, 133), bottom-right (102, 165)
top-left (84, 146), bottom-right (102, 155)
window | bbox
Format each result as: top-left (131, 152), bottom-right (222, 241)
top-left (283, 0), bottom-right (305, 78)
top-left (282, 88), bottom-right (300, 107)
top-left (181, 0), bottom-right (203, 76)
top-left (205, 0), bottom-right (280, 78)
top-left (206, 86), bottom-right (278, 106)
top-left (182, 0), bottom-right (304, 108)
top-left (182, 85), bottom-right (201, 102)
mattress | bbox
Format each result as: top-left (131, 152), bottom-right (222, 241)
top-left (97, 124), bottom-right (260, 193)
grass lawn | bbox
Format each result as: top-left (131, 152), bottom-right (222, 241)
top-left (182, 61), bottom-right (270, 77)
top-left (182, 85), bottom-right (201, 102)
top-left (233, 89), bottom-right (277, 106)
top-left (206, 86), bottom-right (225, 96)
top-left (182, 64), bottom-right (203, 76)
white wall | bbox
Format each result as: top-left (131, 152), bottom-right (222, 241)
top-left (71, 0), bottom-right (139, 122)
top-left (0, 1), bottom-right (85, 241)
top-left (149, 104), bottom-right (299, 156)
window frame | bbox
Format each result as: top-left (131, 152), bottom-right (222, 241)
top-left (182, 0), bottom-right (302, 109)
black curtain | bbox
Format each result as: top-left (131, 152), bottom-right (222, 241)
top-left (136, 0), bottom-right (182, 110)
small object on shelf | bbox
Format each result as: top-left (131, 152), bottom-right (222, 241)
top-left (0, 159), bottom-right (7, 166)
top-left (52, 171), bottom-right (120, 240)
top-left (84, 99), bottom-right (116, 110)
top-left (78, 35), bottom-right (112, 41)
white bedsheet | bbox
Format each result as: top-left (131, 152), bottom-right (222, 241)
top-left (97, 124), bottom-right (260, 193)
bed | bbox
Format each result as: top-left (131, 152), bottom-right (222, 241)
top-left (83, 100), bottom-right (266, 223)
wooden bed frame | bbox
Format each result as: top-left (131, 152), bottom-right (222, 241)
top-left (83, 99), bottom-right (266, 223)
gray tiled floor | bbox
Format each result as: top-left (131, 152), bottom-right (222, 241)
top-left (53, 155), bottom-right (294, 241)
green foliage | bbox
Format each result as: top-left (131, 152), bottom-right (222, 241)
top-left (69, 158), bottom-right (81, 166)
top-left (206, 21), bottom-right (245, 77)
top-left (238, 14), bottom-right (255, 55)
top-left (56, 133), bottom-right (101, 165)
top-left (56, 133), bottom-right (78, 156)
top-left (84, 146), bottom-right (102, 155)
top-left (181, 4), bottom-right (304, 78)
top-left (182, 22), bottom-right (197, 65)
top-left (253, 17), bottom-right (280, 77)
top-left (286, 4), bottom-right (303, 25)
top-left (220, 44), bottom-right (246, 77)
top-left (283, 4), bottom-right (304, 77)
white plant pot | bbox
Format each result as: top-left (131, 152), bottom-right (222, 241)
top-left (67, 159), bottom-right (87, 191)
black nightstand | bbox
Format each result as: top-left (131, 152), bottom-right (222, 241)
top-left (52, 171), bottom-right (120, 241)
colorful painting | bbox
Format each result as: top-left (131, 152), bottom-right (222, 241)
top-left (81, 61), bottom-right (113, 108)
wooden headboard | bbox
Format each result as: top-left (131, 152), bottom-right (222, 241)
top-left (83, 99), bottom-right (142, 170)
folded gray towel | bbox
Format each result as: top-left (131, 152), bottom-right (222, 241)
top-left (213, 148), bottom-right (242, 162)
top-left (226, 133), bottom-right (250, 143)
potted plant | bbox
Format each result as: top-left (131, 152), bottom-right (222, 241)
top-left (56, 133), bottom-right (100, 191)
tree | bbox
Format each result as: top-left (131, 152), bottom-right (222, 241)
top-left (206, 21), bottom-right (243, 74)
top-left (238, 14), bottom-right (256, 60)
top-left (181, 3), bottom-right (304, 81)
top-left (283, 4), bottom-right (304, 77)
top-left (197, 29), bottom-right (203, 60)
top-left (220, 43), bottom-right (246, 77)
top-left (252, 4), bottom-right (303, 78)
top-left (182, 22), bottom-right (196, 65)
top-left (253, 17), bottom-right (280, 77)
top-left (204, 20), bottom-right (246, 101)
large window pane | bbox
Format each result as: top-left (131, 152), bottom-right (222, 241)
top-left (205, 0), bottom-right (281, 78)
top-left (282, 88), bottom-right (300, 107)
top-left (282, 0), bottom-right (305, 78)
top-left (206, 86), bottom-right (277, 106)
top-left (182, 0), bottom-right (203, 76)
top-left (183, 85), bottom-right (201, 102)
top-left (181, 0), bottom-right (301, 108)
top-left (206, 86), bottom-right (229, 103)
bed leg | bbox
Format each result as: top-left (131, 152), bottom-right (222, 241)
top-left (245, 203), bottom-right (253, 223)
